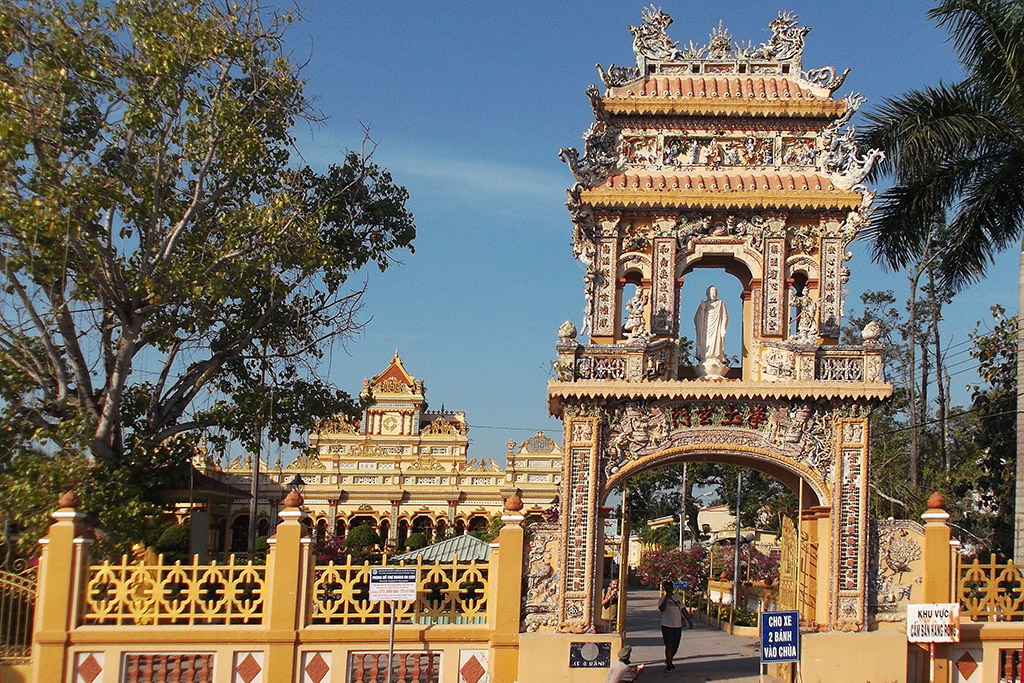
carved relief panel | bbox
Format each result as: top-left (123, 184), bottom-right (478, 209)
top-left (558, 409), bottom-right (602, 632)
top-left (762, 238), bottom-right (786, 337)
top-left (651, 238), bottom-right (677, 334)
top-left (819, 237), bottom-right (844, 338)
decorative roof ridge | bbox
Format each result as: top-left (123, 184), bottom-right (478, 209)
top-left (595, 8), bottom-right (849, 94)
top-left (364, 351), bottom-right (424, 397)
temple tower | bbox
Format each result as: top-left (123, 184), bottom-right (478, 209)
top-left (543, 9), bottom-right (891, 633)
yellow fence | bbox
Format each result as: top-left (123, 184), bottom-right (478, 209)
top-left (312, 556), bottom-right (488, 625)
top-left (958, 555), bottom-right (1024, 621)
top-left (28, 495), bottom-right (526, 683)
top-left (84, 555), bottom-right (265, 626)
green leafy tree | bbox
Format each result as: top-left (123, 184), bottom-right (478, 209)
top-left (469, 516), bottom-right (504, 543)
top-left (858, 0), bottom-right (1024, 557)
top-left (344, 524), bottom-right (381, 557)
top-left (154, 523), bottom-right (191, 564)
top-left (404, 532), bottom-right (428, 551)
top-left (952, 307), bottom-right (1017, 557)
top-left (0, 1), bottom-right (414, 551)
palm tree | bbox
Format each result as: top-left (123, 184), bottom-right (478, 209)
top-left (858, 0), bottom-right (1024, 558)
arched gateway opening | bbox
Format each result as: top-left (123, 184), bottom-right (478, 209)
top-left (538, 8), bottom-right (891, 635)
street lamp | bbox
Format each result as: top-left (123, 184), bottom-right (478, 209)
top-left (288, 473), bottom-right (305, 493)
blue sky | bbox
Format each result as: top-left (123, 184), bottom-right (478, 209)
top-left (276, 2), bottom-right (1019, 464)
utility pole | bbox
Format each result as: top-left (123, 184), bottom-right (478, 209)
top-left (732, 471), bottom-right (743, 608)
top-left (679, 462), bottom-right (688, 550)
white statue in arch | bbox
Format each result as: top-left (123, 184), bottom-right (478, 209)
top-left (622, 288), bottom-right (649, 342)
top-left (694, 285), bottom-right (729, 378)
top-left (792, 287), bottom-right (819, 343)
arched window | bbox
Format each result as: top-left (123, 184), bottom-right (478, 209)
top-left (397, 519), bottom-right (409, 547)
top-left (678, 262), bottom-right (750, 379)
top-left (230, 515), bottom-right (249, 553)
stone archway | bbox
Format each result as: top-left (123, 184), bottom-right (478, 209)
top-left (541, 6), bottom-right (892, 638)
top-left (548, 389), bottom-right (884, 633)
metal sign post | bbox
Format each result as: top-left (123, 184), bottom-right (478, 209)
top-left (387, 599), bottom-right (397, 683)
top-left (369, 567), bottom-right (418, 683)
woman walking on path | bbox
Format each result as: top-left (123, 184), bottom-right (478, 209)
top-left (658, 580), bottom-right (693, 671)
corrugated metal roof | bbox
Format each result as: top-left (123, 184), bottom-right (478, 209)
top-left (392, 534), bottom-right (492, 562)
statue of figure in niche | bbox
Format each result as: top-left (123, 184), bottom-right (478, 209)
top-left (694, 286), bottom-right (729, 378)
top-left (622, 288), bottom-right (649, 342)
top-left (792, 288), bottom-right (819, 343)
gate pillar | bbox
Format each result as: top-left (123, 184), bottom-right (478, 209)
top-left (556, 406), bottom-right (604, 631)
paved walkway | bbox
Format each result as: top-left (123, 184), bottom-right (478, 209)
top-left (619, 588), bottom-right (761, 682)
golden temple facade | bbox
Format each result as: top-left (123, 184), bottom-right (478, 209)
top-left (197, 354), bottom-right (561, 553)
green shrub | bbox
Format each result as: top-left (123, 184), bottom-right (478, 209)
top-left (252, 536), bottom-right (269, 564)
top-left (405, 532), bottom-right (428, 550)
top-left (154, 523), bottom-right (191, 564)
top-left (345, 524), bottom-right (381, 551)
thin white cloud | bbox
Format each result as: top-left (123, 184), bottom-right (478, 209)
top-left (383, 149), bottom-right (566, 204)
top-left (292, 128), bottom-right (568, 208)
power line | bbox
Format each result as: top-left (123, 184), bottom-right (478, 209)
top-left (467, 423), bottom-right (556, 432)
top-left (874, 392), bottom-right (1024, 438)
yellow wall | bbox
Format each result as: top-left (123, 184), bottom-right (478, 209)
top-left (0, 664), bottom-right (30, 683)
top-left (799, 631), bottom-right (908, 683)
top-left (518, 633), bottom-right (623, 683)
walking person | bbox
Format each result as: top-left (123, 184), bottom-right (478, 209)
top-left (658, 580), bottom-right (693, 671)
top-left (604, 645), bottom-right (645, 683)
top-left (601, 578), bottom-right (620, 631)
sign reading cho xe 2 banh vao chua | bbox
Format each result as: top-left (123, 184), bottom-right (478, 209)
top-left (760, 610), bottom-right (800, 663)
top-left (907, 603), bottom-right (960, 643)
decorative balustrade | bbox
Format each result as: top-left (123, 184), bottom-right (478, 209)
top-left (554, 337), bottom-right (884, 384)
top-left (759, 341), bottom-right (884, 383)
top-left (554, 339), bottom-right (676, 382)
top-left (958, 555), bottom-right (1024, 621)
top-left (83, 554), bottom-right (265, 626)
top-left (0, 561), bottom-right (36, 664)
top-left (311, 555), bottom-right (489, 625)
top-left (33, 494), bottom-right (517, 683)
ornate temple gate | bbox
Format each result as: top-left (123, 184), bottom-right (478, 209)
top-left (536, 8), bottom-right (892, 635)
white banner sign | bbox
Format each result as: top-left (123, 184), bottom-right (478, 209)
top-left (369, 567), bottom-right (418, 602)
top-left (907, 603), bottom-right (960, 643)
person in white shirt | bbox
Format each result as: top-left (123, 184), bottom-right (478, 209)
top-left (657, 580), bottom-right (693, 671)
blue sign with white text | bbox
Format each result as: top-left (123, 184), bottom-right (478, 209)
top-left (760, 610), bottom-right (800, 663)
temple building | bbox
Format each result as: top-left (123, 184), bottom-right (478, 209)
top-left (195, 354), bottom-right (562, 554)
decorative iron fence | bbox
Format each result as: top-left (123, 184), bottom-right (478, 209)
top-left (83, 554), bottom-right (265, 626)
top-left (311, 555), bottom-right (489, 625)
top-left (0, 562), bottom-right (37, 664)
top-left (958, 555), bottom-right (1024, 621)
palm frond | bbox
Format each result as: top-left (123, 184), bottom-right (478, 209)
top-left (862, 142), bottom-right (1016, 271)
top-left (928, 0), bottom-right (1024, 110)
top-left (938, 147), bottom-right (1024, 289)
top-left (859, 84), bottom-right (1008, 183)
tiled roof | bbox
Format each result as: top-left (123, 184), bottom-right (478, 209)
top-left (392, 534), bottom-right (492, 562)
top-left (548, 379), bottom-right (892, 416)
top-left (601, 170), bottom-right (838, 192)
top-left (608, 75), bottom-right (828, 101)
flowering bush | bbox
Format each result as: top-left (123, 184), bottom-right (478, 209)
top-left (638, 543), bottom-right (780, 588)
top-left (636, 546), bottom-right (707, 590)
top-left (707, 543), bottom-right (779, 583)
top-left (313, 533), bottom-right (347, 564)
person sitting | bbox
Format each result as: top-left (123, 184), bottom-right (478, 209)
top-left (604, 645), bottom-right (644, 683)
